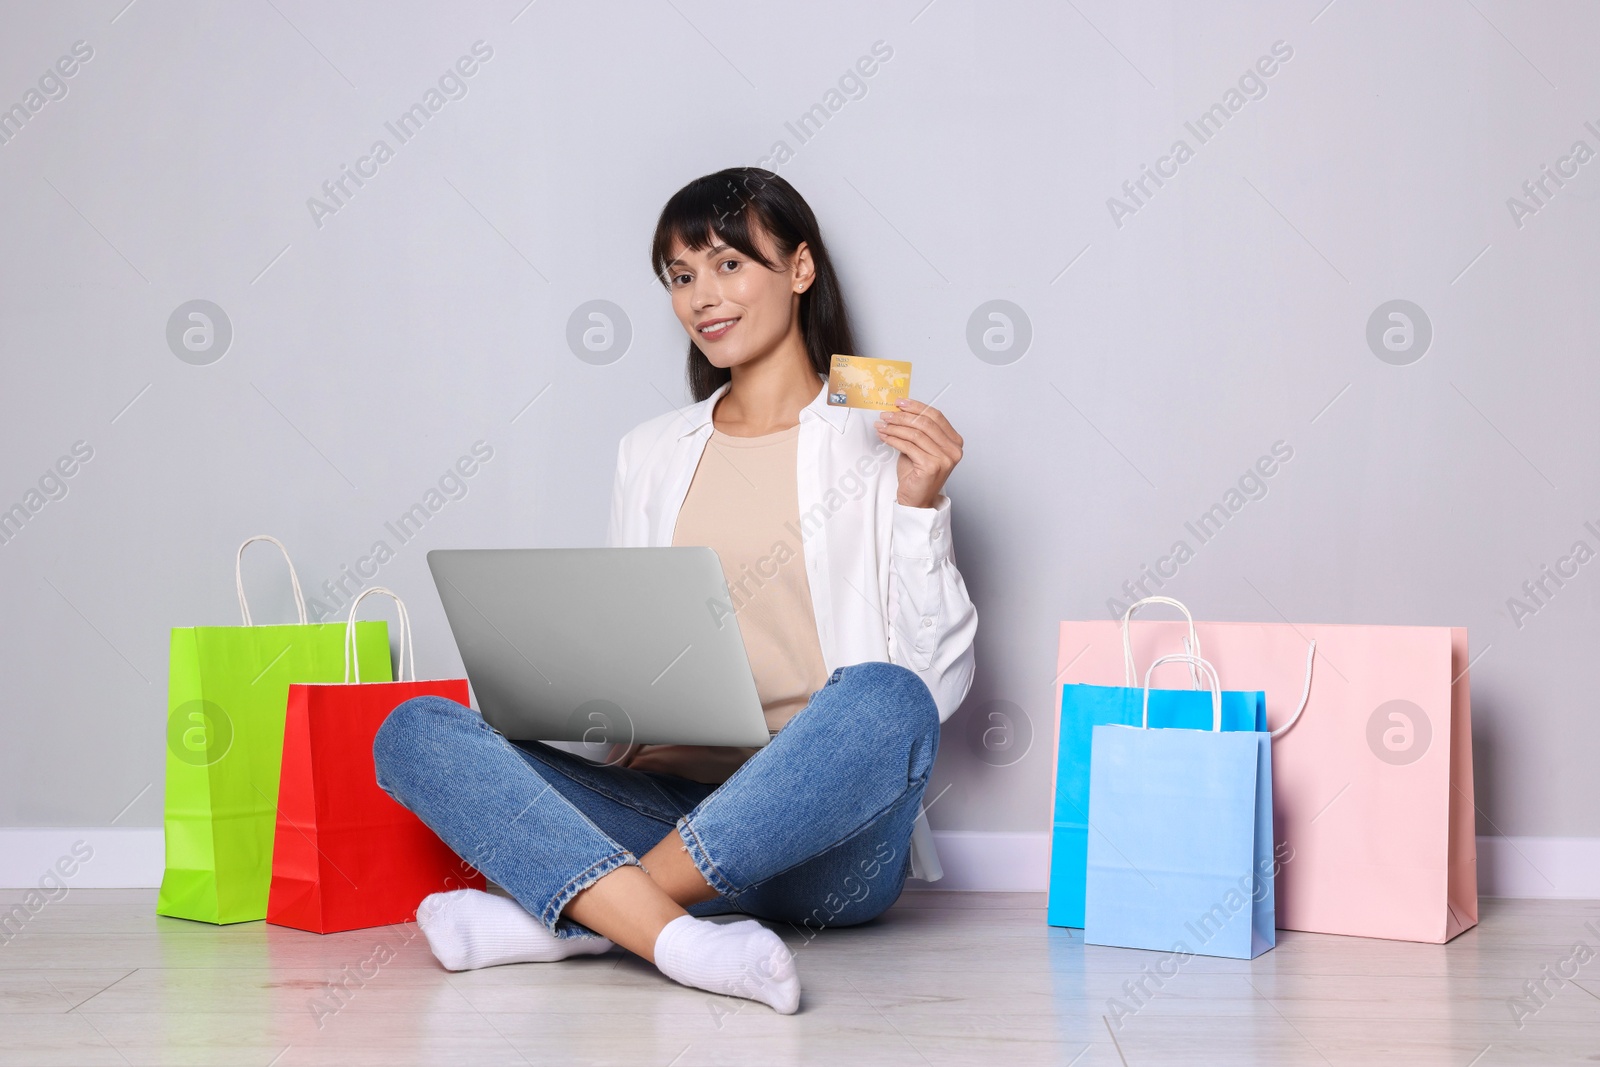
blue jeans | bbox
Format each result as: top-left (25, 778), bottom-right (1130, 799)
top-left (373, 661), bottom-right (939, 939)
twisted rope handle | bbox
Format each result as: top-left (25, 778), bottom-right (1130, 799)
top-left (1121, 596), bottom-right (1201, 688)
top-left (235, 535), bottom-right (308, 626)
top-left (343, 586), bottom-right (413, 684)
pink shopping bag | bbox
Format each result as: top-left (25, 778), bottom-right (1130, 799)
top-left (1055, 604), bottom-right (1476, 944)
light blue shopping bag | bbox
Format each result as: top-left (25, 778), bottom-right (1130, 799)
top-left (1047, 598), bottom-right (1264, 929)
top-left (1083, 653), bottom-right (1275, 960)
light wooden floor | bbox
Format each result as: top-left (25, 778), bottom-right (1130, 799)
top-left (2, 890), bottom-right (1598, 1065)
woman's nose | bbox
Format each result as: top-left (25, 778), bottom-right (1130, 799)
top-left (690, 275), bottom-right (721, 309)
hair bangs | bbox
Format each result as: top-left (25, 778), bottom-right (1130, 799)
top-left (650, 174), bottom-right (780, 285)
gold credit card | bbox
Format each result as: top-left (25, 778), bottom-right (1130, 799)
top-left (826, 354), bottom-right (912, 410)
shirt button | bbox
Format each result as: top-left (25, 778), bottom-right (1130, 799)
top-left (932, 529), bottom-right (942, 539)
top-left (921, 617), bottom-right (934, 628)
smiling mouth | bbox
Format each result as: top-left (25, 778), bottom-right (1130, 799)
top-left (697, 317), bottom-right (738, 338)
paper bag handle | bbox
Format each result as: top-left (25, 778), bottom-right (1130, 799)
top-left (344, 586), bottom-right (413, 684)
top-left (1122, 596), bottom-right (1201, 688)
top-left (1142, 653), bottom-right (1222, 731)
top-left (235, 534), bottom-right (308, 626)
top-left (1269, 639), bottom-right (1317, 741)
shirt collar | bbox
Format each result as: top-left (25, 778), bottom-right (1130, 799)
top-left (673, 374), bottom-right (849, 438)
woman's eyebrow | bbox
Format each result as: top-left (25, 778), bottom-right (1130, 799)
top-left (666, 243), bottom-right (732, 269)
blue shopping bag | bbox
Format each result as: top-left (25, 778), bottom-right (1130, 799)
top-left (1047, 598), bottom-right (1264, 928)
top-left (1083, 654), bottom-right (1275, 960)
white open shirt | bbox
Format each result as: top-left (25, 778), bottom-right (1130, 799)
top-left (605, 377), bottom-right (979, 881)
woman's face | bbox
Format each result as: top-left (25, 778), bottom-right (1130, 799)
top-left (664, 226), bottom-right (813, 371)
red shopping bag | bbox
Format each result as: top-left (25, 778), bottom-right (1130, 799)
top-left (268, 588), bottom-right (484, 933)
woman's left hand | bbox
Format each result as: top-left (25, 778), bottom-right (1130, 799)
top-left (877, 398), bottom-right (964, 509)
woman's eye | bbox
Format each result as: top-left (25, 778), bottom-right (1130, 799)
top-left (672, 273), bottom-right (691, 286)
top-left (720, 259), bottom-right (739, 272)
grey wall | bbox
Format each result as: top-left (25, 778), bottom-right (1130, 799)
top-left (2, 0), bottom-right (1596, 840)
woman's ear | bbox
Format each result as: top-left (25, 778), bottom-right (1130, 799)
top-left (792, 241), bottom-right (816, 293)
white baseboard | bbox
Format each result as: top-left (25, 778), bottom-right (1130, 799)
top-left (1475, 835), bottom-right (1600, 899)
top-left (0, 828), bottom-right (164, 890)
top-left (916, 831), bottom-right (1600, 899)
top-left (909, 831), bottom-right (1052, 891)
top-left (4, 828), bottom-right (1599, 899)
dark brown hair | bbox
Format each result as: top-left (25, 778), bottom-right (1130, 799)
top-left (650, 168), bottom-right (856, 402)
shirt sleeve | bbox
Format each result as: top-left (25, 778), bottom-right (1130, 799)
top-left (886, 493), bottom-right (977, 723)
top-left (605, 437), bottom-right (629, 549)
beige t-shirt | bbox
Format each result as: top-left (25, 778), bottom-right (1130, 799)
top-left (621, 423), bottom-right (830, 783)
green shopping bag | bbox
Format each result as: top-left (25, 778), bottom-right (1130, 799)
top-left (157, 535), bottom-right (391, 924)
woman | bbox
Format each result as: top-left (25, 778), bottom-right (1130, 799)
top-left (374, 167), bottom-right (977, 1014)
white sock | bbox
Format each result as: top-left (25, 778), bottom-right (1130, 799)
top-left (415, 889), bottom-right (613, 971)
top-left (653, 914), bottom-right (800, 1014)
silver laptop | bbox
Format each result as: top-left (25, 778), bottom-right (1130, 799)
top-left (427, 548), bottom-right (771, 750)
